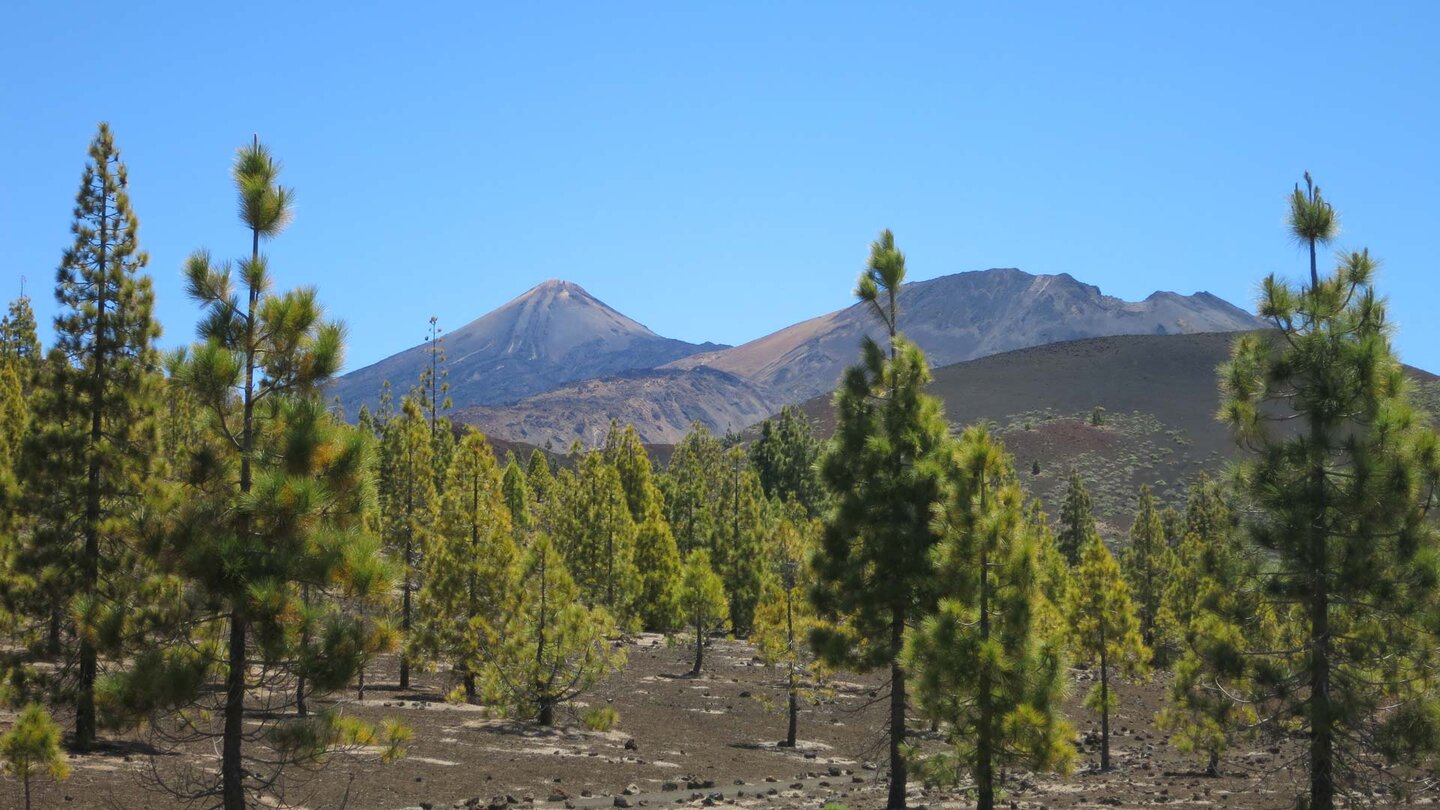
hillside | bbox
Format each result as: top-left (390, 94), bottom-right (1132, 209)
top-left (667, 269), bottom-right (1265, 404)
top-left (330, 280), bottom-right (726, 414)
top-left (454, 366), bottom-right (781, 448)
top-left (796, 331), bottom-right (1439, 531)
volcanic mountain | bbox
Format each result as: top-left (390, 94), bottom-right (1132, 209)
top-left (665, 269), bottom-right (1265, 403)
top-left (330, 280), bottom-right (726, 414)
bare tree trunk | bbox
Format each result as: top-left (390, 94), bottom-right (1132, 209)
top-left (887, 612), bottom-right (907, 809)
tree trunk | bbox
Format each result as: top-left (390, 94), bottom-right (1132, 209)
top-left (1206, 749), bottom-right (1219, 778)
top-left (400, 534), bottom-right (412, 690)
top-left (977, 549), bottom-right (994, 810)
top-left (538, 698), bottom-right (554, 726)
top-left (76, 171), bottom-right (110, 752)
top-left (786, 685), bottom-right (798, 748)
top-left (1099, 621), bottom-right (1111, 772)
top-left (887, 611), bottom-right (907, 810)
top-left (692, 618), bottom-right (703, 676)
top-left (464, 671), bottom-right (477, 704)
top-left (222, 609), bottom-right (247, 810)
top-left (785, 584), bottom-right (800, 747)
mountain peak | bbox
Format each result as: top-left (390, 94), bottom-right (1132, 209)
top-left (329, 280), bottom-right (721, 413)
top-left (525, 278), bottom-right (589, 296)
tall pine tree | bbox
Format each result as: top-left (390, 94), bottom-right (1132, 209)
top-left (1218, 175), bottom-right (1440, 807)
top-left (109, 138), bottom-right (403, 809)
top-left (19, 123), bottom-right (162, 749)
top-left (810, 230), bottom-right (949, 809)
top-left (413, 430), bottom-right (515, 702)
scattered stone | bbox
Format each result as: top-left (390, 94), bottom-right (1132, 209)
top-left (624, 738), bottom-right (639, 751)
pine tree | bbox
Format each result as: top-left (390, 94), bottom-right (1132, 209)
top-left (752, 504), bottom-right (823, 747)
top-left (17, 123), bottom-right (162, 749)
top-left (0, 295), bottom-right (41, 384)
top-left (1120, 485), bottom-right (1174, 653)
top-left (0, 361), bottom-right (25, 522)
top-left (810, 230), bottom-right (949, 809)
top-left (713, 446), bottom-right (767, 633)
top-left (380, 397), bottom-right (438, 689)
top-left (1155, 476), bottom-right (1270, 776)
top-left (1217, 174), bottom-right (1440, 807)
top-left (108, 138), bottom-right (403, 809)
top-left (905, 426), bottom-right (1074, 808)
top-left (420, 316), bottom-right (451, 440)
top-left (501, 453), bottom-right (532, 533)
top-left (488, 535), bottom-right (625, 725)
top-left (1068, 533), bottom-right (1150, 771)
top-left (634, 513), bottom-right (684, 633)
top-left (547, 451), bottom-right (640, 623)
top-left (603, 422), bottom-right (659, 522)
top-left (749, 405), bottom-right (825, 515)
top-left (1025, 501), bottom-right (1073, 639)
top-left (413, 430), bottom-right (516, 702)
top-left (679, 548), bottom-right (729, 676)
top-left (1, 704), bottom-right (70, 810)
top-left (663, 423), bottom-right (724, 555)
top-left (1056, 469), bottom-right (1097, 566)
top-left (525, 449), bottom-right (554, 528)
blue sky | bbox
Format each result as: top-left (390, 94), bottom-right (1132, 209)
top-left (3, 2), bottom-right (1437, 373)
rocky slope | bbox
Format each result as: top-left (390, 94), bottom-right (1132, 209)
top-left (666, 269), bottom-right (1265, 403)
top-left (454, 366), bottom-right (782, 448)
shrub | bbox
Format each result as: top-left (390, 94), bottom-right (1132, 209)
top-left (582, 706), bottom-right (620, 732)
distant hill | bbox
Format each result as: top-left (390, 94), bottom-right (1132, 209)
top-left (329, 280), bottom-right (726, 415)
top-left (454, 366), bottom-right (782, 448)
top-left (667, 269), bottom-right (1266, 404)
top-left (794, 331), bottom-right (1440, 531)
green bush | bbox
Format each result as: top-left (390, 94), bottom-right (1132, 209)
top-left (582, 705), bottom-right (620, 732)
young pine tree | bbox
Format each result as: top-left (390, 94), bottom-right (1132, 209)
top-left (548, 452), bottom-right (640, 624)
top-left (18, 122), bottom-right (162, 749)
top-left (1068, 533), bottom-right (1150, 771)
top-left (1056, 469), bottom-right (1098, 566)
top-left (488, 535), bottom-right (626, 725)
top-left (501, 453), bottom-right (532, 534)
top-left (1155, 477), bottom-right (1273, 777)
top-left (749, 405), bottom-right (825, 516)
top-left (1120, 484), bottom-right (1175, 654)
top-left (679, 548), bottom-right (729, 676)
top-left (663, 423), bottom-right (724, 556)
top-left (1, 704), bottom-right (70, 810)
top-left (810, 230), bottom-right (949, 809)
top-left (904, 426), bottom-right (1075, 809)
top-left (112, 139), bottom-right (403, 809)
top-left (713, 446), bottom-right (767, 634)
top-left (0, 294), bottom-right (41, 385)
top-left (413, 430), bottom-right (516, 702)
top-left (380, 397), bottom-right (439, 689)
top-left (751, 506), bottom-right (823, 747)
top-left (1218, 175), bottom-right (1440, 808)
top-left (634, 514), bottom-right (684, 633)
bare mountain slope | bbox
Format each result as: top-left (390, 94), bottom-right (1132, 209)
top-left (795, 331), bottom-right (1439, 528)
top-left (667, 269), bottom-right (1265, 403)
top-left (330, 280), bottom-right (725, 413)
top-left (454, 366), bottom-right (781, 448)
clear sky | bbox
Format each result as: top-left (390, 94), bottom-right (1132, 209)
top-left (3, 2), bottom-right (1436, 373)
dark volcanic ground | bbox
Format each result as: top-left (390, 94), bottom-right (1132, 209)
top-left (15, 636), bottom-right (1325, 810)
